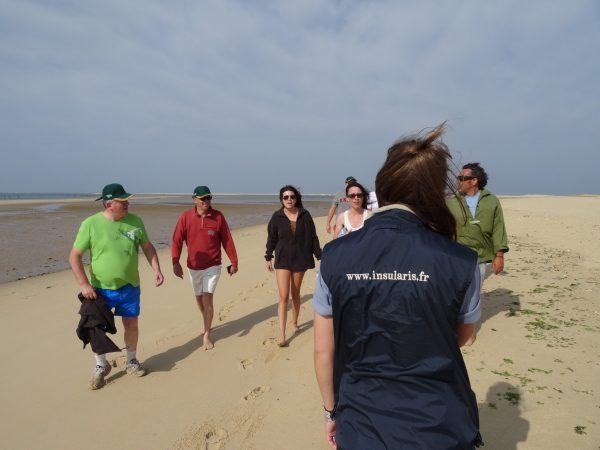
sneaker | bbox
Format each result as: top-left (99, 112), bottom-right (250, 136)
top-left (125, 358), bottom-right (148, 377)
top-left (90, 363), bottom-right (111, 390)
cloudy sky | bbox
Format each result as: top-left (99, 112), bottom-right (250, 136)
top-left (1, 0), bottom-right (598, 195)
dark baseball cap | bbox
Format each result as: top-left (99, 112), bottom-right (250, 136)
top-left (95, 183), bottom-right (132, 201)
top-left (193, 186), bottom-right (212, 198)
top-left (345, 176), bottom-right (356, 183)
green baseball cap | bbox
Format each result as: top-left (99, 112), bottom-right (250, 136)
top-left (193, 186), bottom-right (212, 198)
top-left (345, 176), bottom-right (356, 183)
top-left (95, 183), bottom-right (132, 201)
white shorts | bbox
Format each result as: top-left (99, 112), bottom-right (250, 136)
top-left (188, 265), bottom-right (222, 295)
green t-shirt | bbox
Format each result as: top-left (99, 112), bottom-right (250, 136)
top-left (74, 212), bottom-right (150, 290)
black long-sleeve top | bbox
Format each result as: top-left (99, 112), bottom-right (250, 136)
top-left (265, 208), bottom-right (322, 271)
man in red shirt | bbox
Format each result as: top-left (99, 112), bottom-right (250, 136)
top-left (172, 186), bottom-right (239, 350)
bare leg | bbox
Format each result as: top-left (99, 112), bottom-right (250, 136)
top-left (122, 317), bottom-right (139, 352)
top-left (290, 271), bottom-right (305, 335)
top-left (275, 269), bottom-right (291, 346)
top-left (195, 295), bottom-right (205, 317)
top-left (199, 293), bottom-right (214, 350)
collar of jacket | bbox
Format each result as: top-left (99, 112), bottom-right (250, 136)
top-left (459, 188), bottom-right (491, 200)
top-left (369, 203), bottom-right (415, 218)
top-left (276, 207), bottom-right (306, 217)
top-left (194, 206), bottom-right (214, 217)
top-left (366, 203), bottom-right (423, 230)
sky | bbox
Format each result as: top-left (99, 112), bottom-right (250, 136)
top-left (1, 0), bottom-right (599, 195)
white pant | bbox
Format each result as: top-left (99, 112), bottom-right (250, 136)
top-left (188, 265), bottom-right (222, 295)
top-left (478, 262), bottom-right (493, 292)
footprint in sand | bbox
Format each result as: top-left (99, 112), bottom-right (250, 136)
top-left (218, 306), bottom-right (231, 322)
top-left (239, 358), bottom-right (254, 370)
top-left (244, 385), bottom-right (270, 400)
top-left (262, 338), bottom-right (276, 346)
top-left (204, 428), bottom-right (228, 449)
top-left (155, 336), bottom-right (173, 346)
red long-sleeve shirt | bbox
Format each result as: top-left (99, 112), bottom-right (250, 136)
top-left (171, 207), bottom-right (238, 270)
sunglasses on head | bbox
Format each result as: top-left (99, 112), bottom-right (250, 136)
top-left (347, 193), bottom-right (363, 199)
top-left (282, 195), bottom-right (296, 201)
top-left (198, 195), bottom-right (212, 201)
top-left (457, 176), bottom-right (475, 181)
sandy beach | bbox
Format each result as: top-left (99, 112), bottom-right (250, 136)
top-left (0, 195), bottom-right (599, 449)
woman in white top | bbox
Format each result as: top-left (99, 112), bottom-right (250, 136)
top-left (334, 181), bottom-right (370, 239)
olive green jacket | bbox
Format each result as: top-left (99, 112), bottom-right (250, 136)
top-left (447, 189), bottom-right (509, 263)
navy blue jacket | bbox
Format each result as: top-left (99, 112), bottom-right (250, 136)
top-left (320, 208), bottom-right (482, 450)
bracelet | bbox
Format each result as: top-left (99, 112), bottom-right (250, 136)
top-left (323, 406), bottom-right (336, 422)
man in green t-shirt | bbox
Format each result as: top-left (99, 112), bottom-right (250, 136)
top-left (69, 183), bottom-right (164, 390)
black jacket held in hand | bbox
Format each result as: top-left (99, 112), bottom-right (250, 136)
top-left (265, 208), bottom-right (322, 271)
top-left (76, 293), bottom-right (121, 354)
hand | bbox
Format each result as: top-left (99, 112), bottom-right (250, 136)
top-left (80, 282), bottom-right (97, 300)
top-left (492, 255), bottom-right (504, 274)
top-left (229, 265), bottom-right (238, 275)
top-left (155, 270), bottom-right (165, 287)
top-left (265, 261), bottom-right (274, 272)
top-left (173, 262), bottom-right (184, 279)
top-left (326, 223), bottom-right (332, 234)
top-left (325, 420), bottom-right (337, 449)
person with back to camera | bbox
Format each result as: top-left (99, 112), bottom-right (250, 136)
top-left (265, 185), bottom-right (322, 347)
top-left (333, 181), bottom-right (370, 239)
top-left (313, 124), bottom-right (483, 449)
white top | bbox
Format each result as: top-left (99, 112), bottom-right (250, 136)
top-left (343, 209), bottom-right (368, 233)
top-left (368, 191), bottom-right (379, 210)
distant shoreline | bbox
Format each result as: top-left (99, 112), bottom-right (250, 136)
top-left (0, 192), bottom-right (335, 206)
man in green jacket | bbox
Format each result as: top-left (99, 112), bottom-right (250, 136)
top-left (447, 163), bottom-right (508, 291)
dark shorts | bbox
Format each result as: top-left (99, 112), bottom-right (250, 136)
top-left (96, 284), bottom-right (141, 317)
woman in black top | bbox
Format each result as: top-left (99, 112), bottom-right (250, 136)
top-left (266, 185), bottom-right (322, 346)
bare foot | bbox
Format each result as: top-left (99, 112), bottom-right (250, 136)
top-left (203, 333), bottom-right (214, 350)
top-left (277, 334), bottom-right (287, 347)
top-left (290, 323), bottom-right (299, 335)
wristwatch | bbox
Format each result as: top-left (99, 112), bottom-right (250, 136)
top-left (323, 405), bottom-right (336, 422)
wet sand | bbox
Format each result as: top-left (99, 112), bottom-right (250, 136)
top-left (0, 198), bottom-right (330, 283)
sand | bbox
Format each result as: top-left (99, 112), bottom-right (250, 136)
top-left (0, 198), bottom-right (330, 283)
top-left (0, 196), bottom-right (599, 449)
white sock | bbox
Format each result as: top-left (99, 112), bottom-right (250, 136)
top-left (127, 351), bottom-right (137, 362)
top-left (95, 354), bottom-right (107, 366)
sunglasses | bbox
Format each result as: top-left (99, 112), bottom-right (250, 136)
top-left (457, 176), bottom-right (476, 181)
top-left (347, 193), bottom-right (363, 199)
top-left (282, 195), bottom-right (296, 201)
top-left (198, 195), bottom-right (212, 201)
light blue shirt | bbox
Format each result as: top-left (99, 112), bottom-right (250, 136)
top-left (464, 192), bottom-right (481, 218)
